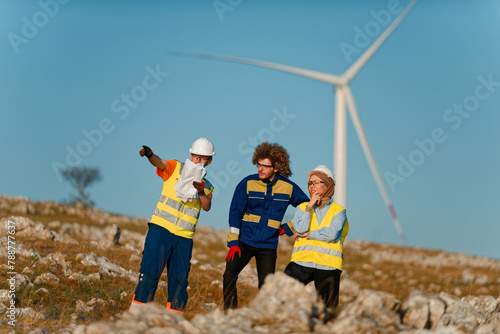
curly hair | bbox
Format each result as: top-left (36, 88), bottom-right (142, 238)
top-left (252, 142), bottom-right (292, 178)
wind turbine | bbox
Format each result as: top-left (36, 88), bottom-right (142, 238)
top-left (173, 0), bottom-right (418, 244)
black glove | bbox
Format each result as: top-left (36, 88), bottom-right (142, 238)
top-left (139, 145), bottom-right (153, 158)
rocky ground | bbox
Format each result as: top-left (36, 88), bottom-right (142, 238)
top-left (0, 195), bottom-right (499, 333)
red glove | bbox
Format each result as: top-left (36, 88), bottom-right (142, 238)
top-left (193, 181), bottom-right (205, 192)
top-left (226, 245), bottom-right (241, 261)
top-left (139, 145), bottom-right (153, 158)
top-left (279, 226), bottom-right (286, 235)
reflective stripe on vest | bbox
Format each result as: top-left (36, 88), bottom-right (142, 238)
top-left (150, 161), bottom-right (201, 239)
top-left (292, 245), bottom-right (344, 259)
top-left (290, 201), bottom-right (349, 270)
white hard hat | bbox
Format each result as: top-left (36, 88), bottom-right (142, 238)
top-left (189, 137), bottom-right (215, 156)
top-left (307, 165), bottom-right (335, 181)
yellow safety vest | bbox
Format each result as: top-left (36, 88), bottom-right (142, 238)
top-left (291, 201), bottom-right (349, 270)
top-left (150, 161), bottom-right (204, 239)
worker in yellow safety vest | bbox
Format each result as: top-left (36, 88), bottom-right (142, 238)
top-left (284, 165), bottom-right (349, 322)
top-left (130, 137), bottom-right (215, 314)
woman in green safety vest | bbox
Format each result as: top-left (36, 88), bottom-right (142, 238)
top-left (284, 164), bottom-right (349, 323)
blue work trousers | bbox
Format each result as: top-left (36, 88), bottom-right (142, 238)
top-left (133, 223), bottom-right (193, 312)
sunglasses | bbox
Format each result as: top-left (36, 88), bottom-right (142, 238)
top-left (308, 180), bottom-right (325, 186)
top-left (257, 163), bottom-right (274, 169)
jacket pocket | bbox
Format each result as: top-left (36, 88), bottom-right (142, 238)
top-left (248, 191), bottom-right (265, 212)
top-left (272, 193), bottom-right (290, 217)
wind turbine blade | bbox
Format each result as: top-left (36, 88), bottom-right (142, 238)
top-left (344, 0), bottom-right (418, 81)
top-left (342, 85), bottom-right (407, 244)
top-left (171, 52), bottom-right (345, 86)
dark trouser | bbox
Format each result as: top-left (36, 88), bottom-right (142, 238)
top-left (284, 262), bottom-right (342, 308)
top-left (133, 223), bottom-right (193, 312)
top-left (223, 242), bottom-right (277, 310)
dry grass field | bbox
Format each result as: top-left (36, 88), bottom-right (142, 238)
top-left (1, 196), bottom-right (499, 333)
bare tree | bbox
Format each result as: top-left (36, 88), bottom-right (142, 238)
top-left (61, 166), bottom-right (102, 208)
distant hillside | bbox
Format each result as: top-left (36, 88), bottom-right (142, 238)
top-left (0, 195), bottom-right (146, 231)
top-left (1, 195), bottom-right (499, 333)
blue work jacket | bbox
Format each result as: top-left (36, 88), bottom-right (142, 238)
top-left (227, 173), bottom-right (309, 249)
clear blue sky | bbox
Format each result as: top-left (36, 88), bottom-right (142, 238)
top-left (1, 0), bottom-right (499, 259)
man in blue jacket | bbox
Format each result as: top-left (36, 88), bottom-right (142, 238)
top-left (223, 142), bottom-right (309, 310)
